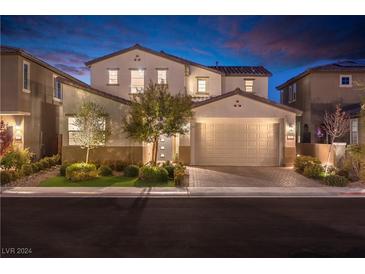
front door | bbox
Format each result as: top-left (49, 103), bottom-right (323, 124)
top-left (157, 135), bottom-right (173, 162)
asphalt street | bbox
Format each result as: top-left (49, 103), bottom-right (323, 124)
top-left (1, 197), bottom-right (365, 258)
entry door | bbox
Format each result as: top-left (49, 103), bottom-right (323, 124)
top-left (157, 135), bottom-right (173, 162)
top-left (195, 122), bottom-right (280, 166)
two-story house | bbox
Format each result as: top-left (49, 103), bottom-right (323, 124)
top-left (1, 46), bottom-right (68, 159)
top-left (277, 61), bottom-right (365, 145)
top-left (60, 44), bottom-right (301, 166)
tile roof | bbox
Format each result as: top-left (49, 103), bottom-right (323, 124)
top-left (276, 61), bottom-right (365, 90)
top-left (193, 88), bottom-right (302, 114)
top-left (207, 66), bottom-right (272, 76)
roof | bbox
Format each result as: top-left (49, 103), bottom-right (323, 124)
top-left (193, 88), bottom-right (302, 114)
top-left (208, 66), bottom-right (272, 77)
top-left (342, 103), bottom-right (362, 118)
top-left (57, 77), bottom-right (131, 105)
top-left (1, 45), bottom-right (90, 86)
top-left (276, 61), bottom-right (365, 90)
top-left (85, 44), bottom-right (222, 74)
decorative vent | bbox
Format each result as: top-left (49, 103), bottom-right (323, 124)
top-left (134, 55), bottom-right (141, 62)
top-left (233, 99), bottom-right (242, 108)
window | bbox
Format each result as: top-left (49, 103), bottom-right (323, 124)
top-left (244, 79), bottom-right (254, 92)
top-left (68, 117), bottom-right (106, 145)
top-left (340, 75), bottom-right (352, 87)
top-left (157, 69), bottom-right (167, 84)
top-left (130, 70), bottom-right (144, 93)
top-left (350, 118), bottom-right (359, 144)
top-left (197, 78), bottom-right (207, 93)
top-left (288, 83), bottom-right (296, 103)
top-left (108, 69), bottom-right (119, 85)
top-left (23, 61), bottom-right (30, 92)
top-left (53, 77), bottom-right (63, 100)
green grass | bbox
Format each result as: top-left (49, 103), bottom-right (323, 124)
top-left (39, 176), bottom-right (175, 187)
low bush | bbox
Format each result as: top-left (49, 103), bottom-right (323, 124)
top-left (174, 163), bottom-right (187, 186)
top-left (60, 162), bottom-right (71, 176)
top-left (98, 165), bottom-right (113, 176)
top-left (65, 163), bottom-right (97, 182)
top-left (336, 169), bottom-right (350, 179)
top-left (38, 158), bottom-right (50, 169)
top-left (124, 164), bottom-right (139, 177)
top-left (303, 164), bottom-right (324, 179)
top-left (139, 166), bottom-right (169, 183)
top-left (162, 161), bottom-right (175, 179)
top-left (0, 170), bottom-right (19, 185)
top-left (323, 175), bottom-right (349, 187)
top-left (20, 163), bottom-right (33, 176)
top-left (0, 148), bottom-right (32, 170)
top-left (103, 160), bottom-right (115, 170)
top-left (115, 160), bottom-right (128, 172)
top-left (294, 155), bottom-right (321, 174)
top-left (31, 162), bottom-right (41, 173)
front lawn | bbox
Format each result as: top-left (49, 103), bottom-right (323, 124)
top-left (39, 176), bottom-right (175, 187)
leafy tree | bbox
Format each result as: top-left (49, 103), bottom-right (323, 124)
top-left (322, 105), bottom-right (350, 174)
top-left (72, 102), bottom-right (110, 163)
top-left (123, 82), bottom-right (193, 165)
top-left (0, 120), bottom-right (13, 155)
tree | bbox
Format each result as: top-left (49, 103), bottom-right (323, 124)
top-left (322, 105), bottom-right (350, 174)
top-left (0, 120), bottom-right (13, 155)
top-left (122, 82), bottom-right (193, 165)
top-left (72, 102), bottom-right (110, 163)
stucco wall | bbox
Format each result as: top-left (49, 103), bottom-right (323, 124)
top-left (186, 65), bottom-right (222, 97)
top-left (222, 76), bottom-right (268, 98)
top-left (90, 49), bottom-right (186, 99)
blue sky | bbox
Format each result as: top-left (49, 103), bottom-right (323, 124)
top-left (2, 16), bottom-right (365, 101)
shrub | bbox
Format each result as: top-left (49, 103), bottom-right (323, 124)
top-left (98, 165), bottom-right (113, 176)
top-left (162, 161), bottom-right (175, 179)
top-left (303, 164), bottom-right (324, 179)
top-left (294, 155), bottom-right (321, 174)
top-left (139, 166), bottom-right (169, 182)
top-left (115, 160), bottom-right (128, 172)
top-left (174, 163), bottom-right (187, 186)
top-left (336, 169), bottom-right (350, 179)
top-left (20, 163), bottom-right (33, 176)
top-left (344, 145), bottom-right (364, 181)
top-left (31, 162), bottom-right (41, 173)
top-left (103, 160), bottom-right (115, 170)
top-left (323, 175), bottom-right (349, 187)
top-left (65, 163), bottom-right (97, 182)
top-left (60, 162), bottom-right (71, 176)
top-left (124, 164), bottom-right (139, 177)
top-left (1, 170), bottom-right (17, 185)
top-left (0, 147), bottom-right (32, 170)
top-left (38, 158), bottom-right (49, 169)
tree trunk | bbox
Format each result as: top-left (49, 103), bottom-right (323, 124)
top-left (85, 147), bottom-right (90, 164)
top-left (325, 136), bottom-right (335, 174)
top-left (152, 136), bottom-right (159, 165)
top-left (151, 141), bottom-right (156, 165)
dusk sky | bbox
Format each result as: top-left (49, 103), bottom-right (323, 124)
top-left (2, 15), bottom-right (365, 101)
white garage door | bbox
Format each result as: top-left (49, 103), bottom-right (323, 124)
top-left (195, 122), bottom-right (280, 166)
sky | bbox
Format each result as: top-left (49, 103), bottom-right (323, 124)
top-left (2, 15), bottom-right (365, 101)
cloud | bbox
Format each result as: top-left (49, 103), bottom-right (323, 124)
top-left (54, 64), bottom-right (89, 76)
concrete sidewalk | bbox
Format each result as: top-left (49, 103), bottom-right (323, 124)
top-left (1, 186), bottom-right (365, 198)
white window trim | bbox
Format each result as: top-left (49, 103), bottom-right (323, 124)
top-left (130, 69), bottom-right (145, 94)
top-left (157, 69), bottom-right (168, 85)
top-left (22, 60), bottom-right (31, 93)
top-left (288, 84), bottom-right (296, 103)
top-left (197, 78), bottom-right (208, 93)
top-left (350, 118), bottom-right (359, 144)
top-left (53, 75), bottom-right (63, 102)
top-left (244, 79), bottom-right (254, 93)
top-left (107, 68), bottom-right (119, 85)
top-left (339, 74), bottom-right (352, 88)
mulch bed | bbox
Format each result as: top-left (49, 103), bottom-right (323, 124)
top-left (3, 166), bottom-right (61, 187)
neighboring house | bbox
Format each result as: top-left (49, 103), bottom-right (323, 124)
top-left (0, 46), bottom-right (67, 159)
top-left (63, 44), bottom-right (299, 166)
top-left (277, 61), bottom-right (365, 145)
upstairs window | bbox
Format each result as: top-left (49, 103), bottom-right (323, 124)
top-left (130, 69), bottom-right (145, 93)
top-left (288, 83), bottom-right (296, 103)
top-left (350, 118), bottom-right (359, 144)
top-left (197, 78), bottom-right (207, 93)
top-left (244, 79), bottom-right (254, 92)
top-left (54, 77), bottom-right (63, 100)
top-left (157, 69), bottom-right (167, 84)
top-left (108, 69), bottom-right (119, 85)
top-left (23, 61), bottom-right (30, 92)
top-left (340, 75), bottom-right (352, 87)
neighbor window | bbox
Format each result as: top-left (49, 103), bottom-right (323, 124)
top-left (157, 69), bottom-right (167, 84)
top-left (244, 79), bottom-right (254, 92)
top-left (350, 118), bottom-right (359, 144)
top-left (108, 69), bottom-right (119, 85)
top-left (53, 77), bottom-right (63, 100)
top-left (130, 69), bottom-right (145, 93)
top-left (340, 75), bottom-right (352, 87)
top-left (68, 116), bottom-right (106, 145)
top-left (288, 83), bottom-right (296, 103)
top-left (23, 61), bottom-right (30, 92)
top-left (197, 78), bottom-right (207, 93)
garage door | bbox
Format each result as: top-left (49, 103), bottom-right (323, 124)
top-left (195, 122), bottom-right (280, 166)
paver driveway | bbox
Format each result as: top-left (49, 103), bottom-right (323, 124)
top-left (188, 166), bottom-right (322, 187)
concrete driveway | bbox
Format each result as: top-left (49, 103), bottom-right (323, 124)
top-left (188, 166), bottom-right (323, 187)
